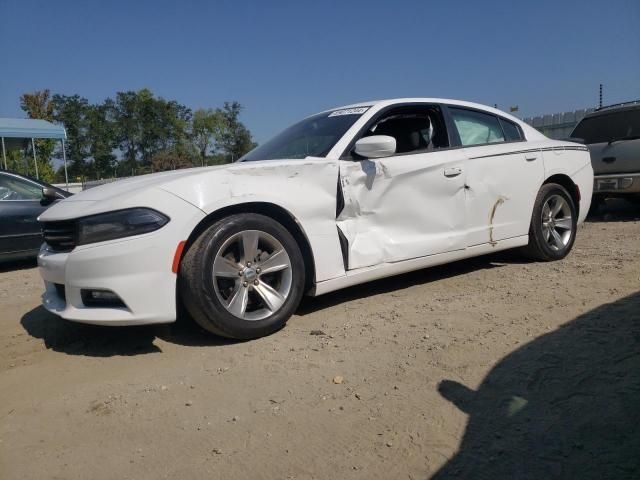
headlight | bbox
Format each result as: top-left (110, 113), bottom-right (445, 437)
top-left (77, 208), bottom-right (169, 245)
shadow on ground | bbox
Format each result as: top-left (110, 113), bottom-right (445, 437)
top-left (298, 251), bottom-right (521, 315)
top-left (587, 198), bottom-right (640, 223)
top-left (19, 250), bottom-right (518, 356)
top-left (20, 306), bottom-right (236, 357)
top-left (0, 257), bottom-right (37, 273)
top-left (433, 291), bottom-right (640, 480)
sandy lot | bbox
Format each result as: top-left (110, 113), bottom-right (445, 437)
top-left (1, 201), bottom-right (639, 480)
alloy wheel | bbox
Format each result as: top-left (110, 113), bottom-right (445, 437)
top-left (541, 194), bottom-right (574, 251)
top-left (212, 230), bottom-right (292, 321)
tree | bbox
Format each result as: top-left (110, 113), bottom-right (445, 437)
top-left (113, 89), bottom-right (192, 168)
top-left (20, 90), bottom-right (54, 121)
top-left (15, 89), bottom-right (255, 178)
top-left (51, 94), bottom-right (90, 178)
top-left (150, 149), bottom-right (195, 172)
top-left (217, 101), bottom-right (256, 162)
top-left (86, 100), bottom-right (117, 178)
top-left (19, 90), bottom-right (56, 181)
top-left (191, 108), bottom-right (225, 165)
top-left (113, 90), bottom-right (140, 169)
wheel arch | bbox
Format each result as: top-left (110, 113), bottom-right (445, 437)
top-left (180, 202), bottom-right (317, 293)
top-left (543, 174), bottom-right (581, 216)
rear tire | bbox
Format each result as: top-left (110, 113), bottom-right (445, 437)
top-left (522, 183), bottom-right (577, 261)
top-left (179, 213), bottom-right (305, 339)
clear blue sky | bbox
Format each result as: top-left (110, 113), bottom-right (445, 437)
top-left (1, 0), bottom-right (638, 143)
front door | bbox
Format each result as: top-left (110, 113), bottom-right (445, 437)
top-left (336, 105), bottom-right (467, 270)
top-left (0, 175), bottom-right (48, 255)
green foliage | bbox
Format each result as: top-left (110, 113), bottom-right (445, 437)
top-left (86, 100), bottom-right (118, 178)
top-left (52, 94), bottom-right (90, 177)
top-left (15, 89), bottom-right (256, 179)
top-left (191, 108), bottom-right (225, 165)
top-left (113, 89), bottom-right (193, 167)
top-left (20, 90), bottom-right (54, 121)
top-left (3, 144), bottom-right (55, 183)
top-left (18, 90), bottom-right (56, 181)
top-left (217, 101), bottom-right (256, 162)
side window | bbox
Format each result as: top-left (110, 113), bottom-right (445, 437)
top-left (499, 117), bottom-right (524, 141)
top-left (0, 176), bottom-right (43, 201)
top-left (450, 107), bottom-right (505, 146)
top-left (358, 105), bottom-right (449, 155)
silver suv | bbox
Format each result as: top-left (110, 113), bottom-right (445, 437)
top-left (570, 101), bottom-right (640, 210)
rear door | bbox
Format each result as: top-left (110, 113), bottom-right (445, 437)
top-left (0, 175), bottom-right (48, 255)
top-left (446, 106), bottom-right (545, 246)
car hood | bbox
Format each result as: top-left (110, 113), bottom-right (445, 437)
top-left (39, 158), bottom-right (336, 221)
top-left (60, 165), bottom-right (230, 202)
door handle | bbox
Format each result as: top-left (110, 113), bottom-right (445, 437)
top-left (602, 156), bottom-right (616, 163)
top-left (525, 153), bottom-right (538, 161)
top-left (444, 167), bottom-right (463, 178)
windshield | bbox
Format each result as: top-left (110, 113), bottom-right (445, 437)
top-left (571, 109), bottom-right (640, 144)
top-left (241, 107), bottom-right (369, 161)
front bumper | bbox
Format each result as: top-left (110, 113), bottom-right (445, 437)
top-left (38, 196), bottom-right (206, 326)
top-left (39, 240), bottom-right (177, 325)
top-left (593, 173), bottom-right (640, 194)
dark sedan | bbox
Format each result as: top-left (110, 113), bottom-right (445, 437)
top-left (0, 171), bottom-right (71, 261)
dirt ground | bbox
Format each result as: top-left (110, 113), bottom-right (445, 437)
top-left (1, 200), bottom-right (639, 480)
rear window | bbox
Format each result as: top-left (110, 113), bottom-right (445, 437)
top-left (499, 118), bottom-right (523, 141)
top-left (450, 108), bottom-right (505, 146)
top-left (571, 109), bottom-right (640, 144)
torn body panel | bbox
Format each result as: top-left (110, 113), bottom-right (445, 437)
top-left (160, 158), bottom-right (346, 283)
top-left (337, 149), bottom-right (467, 270)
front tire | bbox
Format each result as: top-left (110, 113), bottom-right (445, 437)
top-left (179, 213), bottom-right (305, 339)
top-left (523, 183), bottom-right (577, 261)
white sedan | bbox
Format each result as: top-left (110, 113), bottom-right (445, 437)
top-left (37, 98), bottom-right (593, 339)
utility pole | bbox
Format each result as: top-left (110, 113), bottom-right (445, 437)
top-left (599, 83), bottom-right (603, 109)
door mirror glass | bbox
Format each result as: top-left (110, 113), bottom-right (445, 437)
top-left (42, 186), bottom-right (61, 201)
top-left (354, 135), bottom-right (396, 158)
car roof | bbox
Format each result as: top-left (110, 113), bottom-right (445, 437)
top-left (323, 97), bottom-right (545, 140)
top-left (0, 170), bottom-right (69, 195)
top-left (584, 101), bottom-right (640, 118)
top-left (1, 170), bottom-right (45, 185)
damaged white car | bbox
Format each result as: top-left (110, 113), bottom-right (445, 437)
top-left (38, 98), bottom-right (593, 339)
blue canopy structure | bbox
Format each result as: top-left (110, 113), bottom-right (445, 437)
top-left (0, 117), bottom-right (68, 186)
top-left (0, 118), bottom-right (66, 139)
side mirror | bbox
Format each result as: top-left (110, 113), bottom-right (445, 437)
top-left (42, 186), bottom-right (61, 202)
top-left (354, 135), bottom-right (396, 159)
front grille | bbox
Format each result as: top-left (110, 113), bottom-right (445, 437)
top-left (41, 221), bottom-right (77, 252)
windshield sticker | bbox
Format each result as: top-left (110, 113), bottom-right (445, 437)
top-left (328, 107), bottom-right (370, 117)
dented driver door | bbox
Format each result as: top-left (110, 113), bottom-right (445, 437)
top-left (336, 149), bottom-right (468, 270)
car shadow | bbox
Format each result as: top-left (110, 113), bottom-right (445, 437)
top-left (297, 250), bottom-right (527, 316)
top-left (20, 306), bottom-right (237, 357)
top-left (432, 291), bottom-right (640, 479)
top-left (587, 198), bottom-right (640, 223)
top-left (0, 257), bottom-right (37, 273)
top-left (19, 250), bottom-right (523, 355)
